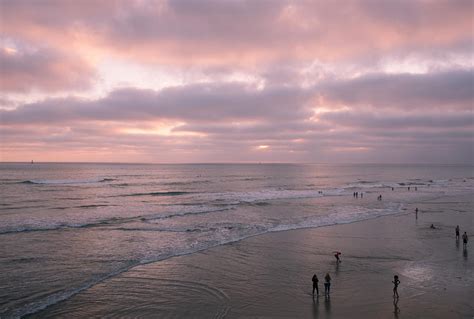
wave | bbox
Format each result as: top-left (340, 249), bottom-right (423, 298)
top-left (0, 206), bottom-right (233, 235)
top-left (119, 191), bottom-right (192, 197)
top-left (20, 178), bottom-right (116, 185)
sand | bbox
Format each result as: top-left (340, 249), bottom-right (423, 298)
top-left (28, 194), bottom-right (473, 318)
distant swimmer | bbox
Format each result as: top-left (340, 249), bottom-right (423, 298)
top-left (462, 232), bottom-right (468, 249)
top-left (455, 225), bottom-right (460, 240)
top-left (334, 251), bottom-right (341, 263)
top-left (392, 275), bottom-right (400, 298)
top-left (312, 274), bottom-right (319, 296)
top-left (324, 273), bottom-right (332, 296)
top-left (430, 224), bottom-right (436, 229)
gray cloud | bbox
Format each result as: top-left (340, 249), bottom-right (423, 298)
top-left (318, 69), bottom-right (473, 109)
top-left (0, 45), bottom-right (95, 93)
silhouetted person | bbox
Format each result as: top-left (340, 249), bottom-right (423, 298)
top-left (334, 251), bottom-right (341, 263)
top-left (324, 273), bottom-right (331, 296)
top-left (392, 275), bottom-right (400, 298)
top-left (408, 187), bottom-right (410, 191)
top-left (462, 232), bottom-right (468, 249)
top-left (392, 187), bottom-right (394, 191)
top-left (455, 225), bottom-right (460, 240)
top-left (312, 274), bottom-right (319, 296)
top-left (415, 207), bottom-right (418, 219)
top-left (430, 224), bottom-right (436, 229)
top-left (360, 192), bottom-right (363, 198)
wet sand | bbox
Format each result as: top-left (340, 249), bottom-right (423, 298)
top-left (29, 194), bottom-right (473, 318)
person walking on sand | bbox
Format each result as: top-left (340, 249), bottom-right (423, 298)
top-left (462, 232), bottom-right (468, 248)
top-left (392, 275), bottom-right (400, 298)
top-left (455, 225), bottom-right (460, 240)
top-left (324, 273), bottom-right (332, 296)
top-left (312, 274), bottom-right (319, 296)
top-left (334, 251), bottom-right (341, 263)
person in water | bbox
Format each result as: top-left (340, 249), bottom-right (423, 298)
top-left (334, 252), bottom-right (341, 263)
top-left (312, 274), bottom-right (319, 296)
top-left (324, 273), bottom-right (332, 296)
top-left (455, 225), bottom-right (460, 240)
top-left (462, 232), bottom-right (468, 249)
top-left (430, 224), bottom-right (436, 229)
top-left (392, 275), bottom-right (400, 298)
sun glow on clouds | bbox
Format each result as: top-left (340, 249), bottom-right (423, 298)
top-left (0, 0), bottom-right (473, 163)
top-left (119, 122), bottom-right (206, 137)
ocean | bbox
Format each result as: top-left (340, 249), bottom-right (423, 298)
top-left (0, 163), bottom-right (472, 318)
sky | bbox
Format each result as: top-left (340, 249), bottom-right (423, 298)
top-left (0, 0), bottom-right (473, 163)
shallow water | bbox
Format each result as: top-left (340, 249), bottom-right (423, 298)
top-left (0, 163), bottom-right (472, 317)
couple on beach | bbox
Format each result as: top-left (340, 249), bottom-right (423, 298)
top-left (312, 273), bottom-right (331, 297)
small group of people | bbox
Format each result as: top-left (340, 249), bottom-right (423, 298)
top-left (312, 273), bottom-right (332, 297)
top-left (455, 225), bottom-right (469, 249)
top-left (353, 192), bottom-right (363, 198)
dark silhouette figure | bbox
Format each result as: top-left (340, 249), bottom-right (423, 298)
top-left (408, 187), bottom-right (410, 191)
top-left (455, 225), bottom-right (460, 240)
top-left (430, 224), bottom-right (436, 229)
top-left (334, 251), bottom-right (341, 263)
top-left (392, 187), bottom-right (394, 191)
top-left (462, 232), bottom-right (468, 249)
top-left (392, 275), bottom-right (400, 298)
top-left (324, 273), bottom-right (331, 296)
top-left (415, 187), bottom-right (417, 191)
top-left (312, 274), bottom-right (319, 296)
top-left (360, 192), bottom-right (363, 198)
top-left (415, 208), bottom-right (418, 219)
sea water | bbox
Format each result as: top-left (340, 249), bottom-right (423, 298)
top-left (0, 163), bottom-right (472, 318)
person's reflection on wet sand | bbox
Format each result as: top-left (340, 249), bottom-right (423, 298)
top-left (312, 295), bottom-right (319, 318)
top-left (393, 296), bottom-right (400, 318)
top-left (324, 294), bottom-right (331, 315)
top-left (463, 247), bottom-right (468, 259)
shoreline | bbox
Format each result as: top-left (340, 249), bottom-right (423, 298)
top-left (28, 193), bottom-right (473, 318)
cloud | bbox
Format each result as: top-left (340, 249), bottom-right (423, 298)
top-left (1, 0), bottom-right (472, 67)
top-left (0, 44), bottom-right (95, 93)
top-left (1, 82), bottom-right (312, 124)
top-left (317, 69), bottom-right (473, 110)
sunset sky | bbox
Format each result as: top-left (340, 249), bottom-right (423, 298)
top-left (0, 0), bottom-right (473, 163)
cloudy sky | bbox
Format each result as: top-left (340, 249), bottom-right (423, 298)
top-left (0, 0), bottom-right (472, 163)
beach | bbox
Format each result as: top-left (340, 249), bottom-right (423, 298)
top-left (28, 193), bottom-right (473, 318)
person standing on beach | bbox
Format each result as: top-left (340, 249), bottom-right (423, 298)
top-left (415, 208), bottom-right (418, 219)
top-left (312, 274), bottom-right (319, 296)
top-left (324, 273), bottom-right (332, 296)
top-left (392, 275), bottom-right (400, 298)
top-left (462, 232), bottom-right (468, 248)
top-left (455, 226), bottom-right (460, 240)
